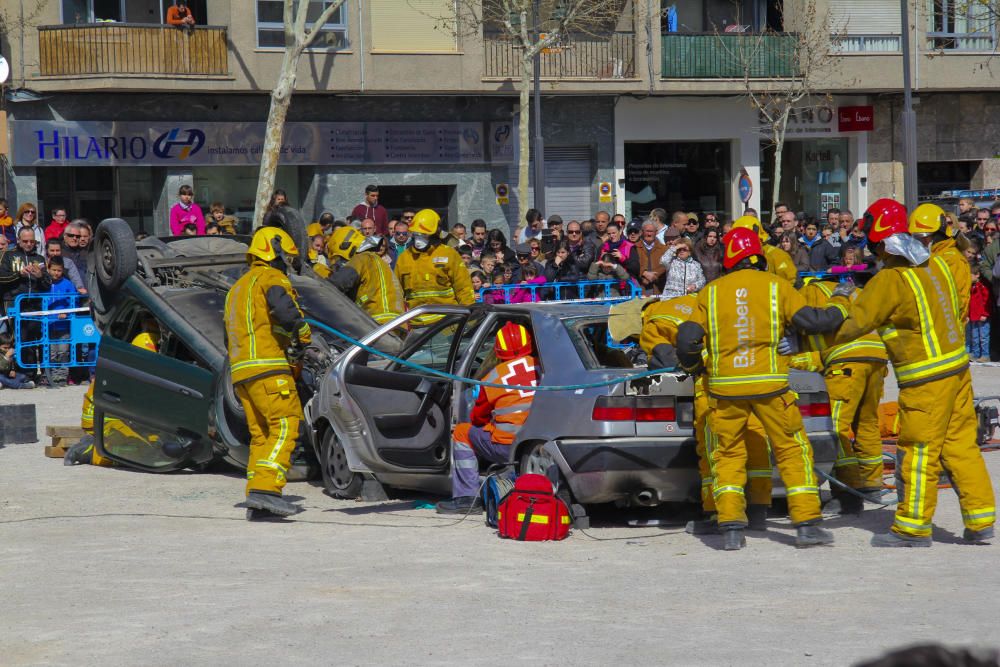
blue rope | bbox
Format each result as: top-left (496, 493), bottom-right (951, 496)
top-left (305, 318), bottom-right (672, 392)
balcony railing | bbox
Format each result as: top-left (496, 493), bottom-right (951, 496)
top-left (484, 32), bottom-right (635, 79)
top-left (38, 24), bottom-right (228, 77)
top-left (661, 32), bottom-right (798, 79)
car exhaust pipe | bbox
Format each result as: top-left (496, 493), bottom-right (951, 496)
top-left (634, 489), bottom-right (657, 506)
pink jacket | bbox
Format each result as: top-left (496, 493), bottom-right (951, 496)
top-left (600, 239), bottom-right (634, 261)
top-left (509, 276), bottom-right (547, 303)
top-left (170, 202), bottom-right (206, 236)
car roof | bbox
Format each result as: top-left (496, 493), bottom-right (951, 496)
top-left (478, 301), bottom-right (612, 321)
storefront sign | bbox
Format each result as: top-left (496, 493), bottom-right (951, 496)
top-left (495, 183), bottom-right (510, 205)
top-left (10, 120), bottom-right (492, 166)
top-left (490, 121), bottom-right (515, 164)
top-left (598, 182), bottom-right (613, 203)
top-left (837, 106), bottom-right (874, 132)
top-left (738, 169), bottom-right (753, 203)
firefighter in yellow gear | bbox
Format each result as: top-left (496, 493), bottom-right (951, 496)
top-left (731, 215), bottom-right (798, 284)
top-left (326, 231), bottom-right (404, 325)
top-left (66, 330), bottom-right (160, 467)
top-left (823, 198), bottom-right (994, 547)
top-left (909, 203), bottom-right (971, 320)
top-left (394, 209), bottom-right (475, 327)
top-left (225, 226), bottom-right (312, 519)
top-left (621, 296), bottom-right (773, 532)
top-left (797, 279), bottom-right (889, 512)
top-left (675, 227), bottom-right (844, 550)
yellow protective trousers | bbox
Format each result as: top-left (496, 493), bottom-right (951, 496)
top-left (695, 380), bottom-right (772, 511)
top-left (892, 370), bottom-right (995, 538)
top-left (235, 373), bottom-right (302, 496)
top-left (826, 361), bottom-right (887, 490)
top-left (709, 390), bottom-right (821, 526)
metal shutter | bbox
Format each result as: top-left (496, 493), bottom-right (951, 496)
top-left (369, 0), bottom-right (457, 52)
top-left (526, 146), bottom-right (594, 220)
top-left (828, 0), bottom-right (901, 34)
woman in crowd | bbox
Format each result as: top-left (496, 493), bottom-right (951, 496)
top-left (693, 227), bottom-right (723, 283)
top-left (599, 221), bottom-right (639, 278)
top-left (659, 237), bottom-right (705, 298)
top-left (544, 240), bottom-right (584, 285)
top-left (485, 229), bottom-right (517, 265)
top-left (779, 231), bottom-right (811, 273)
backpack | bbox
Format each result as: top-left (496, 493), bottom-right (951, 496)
top-left (496, 473), bottom-right (571, 541)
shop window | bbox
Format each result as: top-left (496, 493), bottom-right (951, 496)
top-left (369, 0), bottom-right (457, 52)
top-left (256, 0), bottom-right (348, 49)
top-left (918, 160), bottom-right (976, 199)
top-left (762, 138), bottom-right (849, 219)
top-left (624, 142), bottom-right (731, 219)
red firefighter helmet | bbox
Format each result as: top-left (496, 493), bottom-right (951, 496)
top-left (862, 198), bottom-right (909, 244)
top-left (495, 322), bottom-right (534, 361)
top-left (722, 227), bottom-right (763, 270)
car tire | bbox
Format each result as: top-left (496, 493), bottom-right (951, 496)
top-left (320, 428), bottom-right (362, 499)
top-left (519, 441), bottom-right (573, 505)
top-left (93, 218), bottom-right (138, 292)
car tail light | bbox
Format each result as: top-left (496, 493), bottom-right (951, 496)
top-left (798, 392), bottom-right (831, 417)
top-left (592, 396), bottom-right (676, 422)
top-left (592, 396), bottom-right (634, 421)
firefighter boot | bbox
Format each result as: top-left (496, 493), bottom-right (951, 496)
top-left (685, 515), bottom-right (719, 535)
top-left (795, 522), bottom-right (835, 548)
top-left (722, 527), bottom-right (746, 551)
top-left (747, 505), bottom-right (768, 531)
top-left (245, 491), bottom-right (301, 517)
top-left (963, 526), bottom-right (994, 544)
top-left (858, 487), bottom-right (886, 505)
top-left (436, 496), bottom-right (484, 515)
top-left (825, 491), bottom-right (864, 516)
top-left (63, 436), bottom-right (95, 466)
top-left (870, 531), bottom-right (932, 548)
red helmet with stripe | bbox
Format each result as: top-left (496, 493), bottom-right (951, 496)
top-left (495, 322), bottom-right (534, 360)
top-left (863, 198), bottom-right (908, 244)
top-left (722, 227), bottom-right (763, 269)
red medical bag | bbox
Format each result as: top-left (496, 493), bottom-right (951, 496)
top-left (496, 473), bottom-right (571, 541)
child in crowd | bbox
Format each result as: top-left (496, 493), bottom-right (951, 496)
top-left (469, 270), bottom-right (486, 296)
top-left (508, 264), bottom-right (546, 304)
top-left (483, 267), bottom-right (509, 304)
top-left (0, 198), bottom-right (14, 243)
top-left (169, 184), bottom-right (205, 236)
top-left (968, 263), bottom-right (992, 362)
top-left (587, 252), bottom-right (634, 297)
top-left (311, 235), bottom-right (328, 267)
top-left (47, 256), bottom-right (77, 385)
top-left (181, 222), bottom-right (198, 236)
top-left (0, 332), bottom-right (35, 389)
top-left (205, 222), bottom-right (221, 235)
top-left (208, 202), bottom-right (237, 234)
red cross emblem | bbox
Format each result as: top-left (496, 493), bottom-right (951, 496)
top-left (500, 358), bottom-right (537, 398)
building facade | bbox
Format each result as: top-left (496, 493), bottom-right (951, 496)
top-left (1, 0), bottom-right (998, 234)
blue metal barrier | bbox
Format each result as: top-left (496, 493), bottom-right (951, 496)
top-left (477, 279), bottom-right (642, 304)
top-left (798, 267), bottom-right (872, 284)
top-left (10, 293), bottom-right (98, 369)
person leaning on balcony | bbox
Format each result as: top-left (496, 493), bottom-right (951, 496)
top-left (166, 2), bottom-right (195, 31)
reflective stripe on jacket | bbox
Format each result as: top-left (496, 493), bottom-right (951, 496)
top-left (395, 244), bottom-right (475, 325)
top-left (350, 251), bottom-right (404, 324)
top-left (800, 281), bottom-right (888, 367)
top-left (932, 238), bottom-right (971, 322)
top-left (471, 356), bottom-right (539, 445)
top-left (639, 294), bottom-right (699, 356)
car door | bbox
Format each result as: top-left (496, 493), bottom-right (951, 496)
top-left (336, 306), bottom-right (477, 473)
top-left (93, 302), bottom-right (217, 472)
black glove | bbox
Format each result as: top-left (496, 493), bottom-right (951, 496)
top-left (286, 341), bottom-right (306, 362)
top-left (648, 343), bottom-right (678, 371)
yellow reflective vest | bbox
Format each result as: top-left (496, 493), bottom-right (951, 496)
top-left (639, 294), bottom-right (699, 355)
top-left (348, 251), bottom-right (404, 325)
top-left (395, 243), bottom-right (475, 325)
top-left (764, 245), bottom-right (798, 284)
top-left (224, 261), bottom-right (311, 384)
top-left (692, 268), bottom-right (808, 398)
top-left (932, 238), bottom-right (971, 322)
top-left (799, 280), bottom-right (888, 367)
top-left (831, 255), bottom-right (968, 388)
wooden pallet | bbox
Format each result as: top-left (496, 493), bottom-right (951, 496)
top-left (45, 425), bottom-right (86, 458)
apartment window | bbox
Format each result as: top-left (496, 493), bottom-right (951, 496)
top-left (257, 0), bottom-right (348, 49)
top-left (926, 0), bottom-right (996, 50)
top-left (828, 0), bottom-right (901, 52)
top-left (370, 0), bottom-right (457, 52)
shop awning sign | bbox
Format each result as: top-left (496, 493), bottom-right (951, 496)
top-left (837, 106), bottom-right (874, 132)
top-left (9, 120), bottom-right (494, 166)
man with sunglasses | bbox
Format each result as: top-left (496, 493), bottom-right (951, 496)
top-left (1, 226), bottom-right (51, 314)
top-left (387, 219), bottom-right (412, 270)
top-left (564, 220), bottom-right (596, 275)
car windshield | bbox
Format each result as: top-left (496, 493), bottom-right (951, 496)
top-left (563, 317), bottom-right (636, 370)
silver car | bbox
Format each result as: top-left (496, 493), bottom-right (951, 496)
top-left (307, 302), bottom-right (839, 509)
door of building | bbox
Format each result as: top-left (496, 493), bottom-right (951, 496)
top-left (377, 185), bottom-right (455, 227)
top-left (36, 166), bottom-right (115, 225)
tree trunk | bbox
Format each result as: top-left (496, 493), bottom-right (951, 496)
top-left (769, 109), bottom-right (791, 221)
top-left (516, 54), bottom-right (533, 237)
top-left (253, 47), bottom-right (300, 229)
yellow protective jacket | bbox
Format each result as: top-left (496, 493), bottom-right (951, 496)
top-left (225, 260), bottom-right (311, 384)
top-left (764, 245), bottom-right (798, 284)
top-left (639, 294), bottom-right (699, 355)
top-left (328, 251), bottom-right (403, 325)
top-left (395, 243), bottom-right (475, 325)
top-left (831, 255), bottom-right (968, 388)
top-left (799, 280), bottom-right (888, 367)
top-left (688, 268), bottom-right (812, 399)
top-left (932, 238), bottom-right (971, 322)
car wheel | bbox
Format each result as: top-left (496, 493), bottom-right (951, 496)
top-left (320, 428), bottom-right (362, 499)
top-left (221, 364), bottom-right (245, 419)
top-left (93, 218), bottom-right (138, 292)
top-left (519, 441), bottom-right (570, 498)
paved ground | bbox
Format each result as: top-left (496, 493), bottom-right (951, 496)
top-left (3, 368), bottom-right (1000, 666)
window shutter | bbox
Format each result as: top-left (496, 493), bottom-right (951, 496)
top-left (829, 0), bottom-right (901, 34)
top-left (370, 0), bottom-right (457, 52)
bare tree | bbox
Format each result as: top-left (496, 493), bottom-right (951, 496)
top-left (453, 0), bottom-right (627, 228)
top-left (254, 0), bottom-right (346, 229)
top-left (718, 1), bottom-right (846, 218)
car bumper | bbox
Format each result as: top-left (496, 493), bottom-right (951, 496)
top-left (545, 430), bottom-right (839, 506)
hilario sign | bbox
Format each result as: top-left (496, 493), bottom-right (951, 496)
top-left (10, 120), bottom-right (490, 166)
